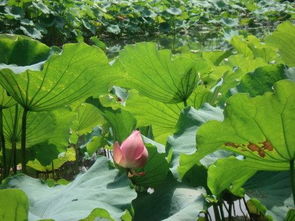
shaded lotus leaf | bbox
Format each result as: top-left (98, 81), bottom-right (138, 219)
top-left (245, 171), bottom-right (293, 220)
top-left (0, 34), bottom-right (50, 66)
top-left (131, 144), bottom-right (169, 188)
top-left (27, 147), bottom-right (75, 172)
top-left (237, 64), bottom-right (286, 96)
top-left (132, 174), bottom-right (206, 221)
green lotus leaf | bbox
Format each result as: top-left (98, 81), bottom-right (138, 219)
top-left (0, 189), bottom-right (29, 221)
top-left (285, 209), bottom-right (295, 221)
top-left (85, 136), bottom-right (106, 156)
top-left (3, 107), bottom-right (73, 150)
top-left (223, 54), bottom-right (267, 76)
top-left (0, 34), bottom-right (50, 66)
top-left (125, 90), bottom-right (183, 143)
top-left (216, 54), bottom-right (267, 104)
top-left (81, 208), bottom-right (114, 221)
top-left (0, 43), bottom-right (109, 111)
top-left (201, 50), bottom-right (232, 66)
top-left (3, 108), bottom-right (54, 149)
top-left (116, 42), bottom-right (201, 103)
top-left (131, 144), bottom-right (169, 188)
top-left (0, 86), bottom-right (16, 108)
top-left (86, 97), bottom-right (136, 143)
top-left (207, 157), bottom-right (256, 197)
top-left (266, 21), bottom-right (295, 67)
top-left (71, 103), bottom-right (105, 136)
top-left (230, 35), bottom-right (277, 62)
top-left (196, 79), bottom-right (295, 170)
top-left (29, 142), bottom-right (59, 166)
top-left (7, 157), bottom-right (136, 220)
top-left (124, 86), bottom-right (212, 143)
top-left (230, 36), bottom-right (254, 58)
top-left (27, 147), bottom-right (75, 172)
top-left (237, 64), bottom-right (286, 96)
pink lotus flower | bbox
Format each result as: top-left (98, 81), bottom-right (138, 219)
top-left (113, 131), bottom-right (148, 169)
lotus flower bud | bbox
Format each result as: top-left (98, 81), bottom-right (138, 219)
top-left (113, 130), bottom-right (148, 169)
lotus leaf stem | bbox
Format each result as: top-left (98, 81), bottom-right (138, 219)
top-left (21, 108), bottom-right (28, 173)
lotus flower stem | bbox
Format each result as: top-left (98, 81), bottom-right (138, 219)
top-left (0, 108), bottom-right (7, 178)
top-left (183, 99), bottom-right (188, 107)
top-left (290, 159), bottom-right (295, 205)
top-left (21, 108), bottom-right (28, 173)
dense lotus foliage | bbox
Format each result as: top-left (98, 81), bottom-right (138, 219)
top-left (0, 1), bottom-right (295, 220)
top-left (0, 0), bottom-right (294, 52)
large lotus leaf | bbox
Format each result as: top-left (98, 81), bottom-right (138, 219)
top-left (222, 54), bottom-right (267, 76)
top-left (237, 64), bottom-right (286, 96)
top-left (207, 157), bottom-right (256, 197)
top-left (230, 36), bottom-right (254, 58)
top-left (196, 80), bottom-right (295, 171)
top-left (0, 43), bottom-right (109, 111)
top-left (116, 42), bottom-right (201, 103)
top-left (132, 174), bottom-right (206, 221)
top-left (49, 108), bottom-right (75, 149)
top-left (3, 107), bottom-right (73, 150)
top-left (7, 157), bottom-right (136, 221)
top-left (245, 171), bottom-right (293, 220)
top-left (216, 54), bottom-right (267, 104)
top-left (3, 107), bottom-right (54, 148)
top-left (125, 90), bottom-right (183, 143)
top-left (0, 34), bottom-right (50, 66)
top-left (266, 21), bottom-right (295, 67)
top-left (124, 87), bottom-right (212, 143)
top-left (166, 104), bottom-right (223, 178)
top-left (71, 103), bottom-right (105, 136)
top-left (0, 86), bottom-right (16, 108)
top-left (0, 189), bottom-right (29, 221)
top-left (86, 97), bottom-right (136, 143)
